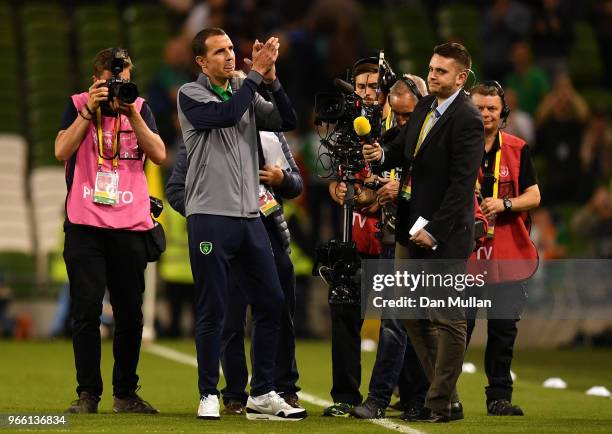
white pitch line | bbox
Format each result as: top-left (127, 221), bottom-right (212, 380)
top-left (297, 392), bottom-right (425, 434)
top-left (144, 343), bottom-right (426, 434)
top-left (146, 343), bottom-right (198, 367)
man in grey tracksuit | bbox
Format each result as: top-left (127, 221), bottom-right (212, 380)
top-left (177, 28), bottom-right (302, 420)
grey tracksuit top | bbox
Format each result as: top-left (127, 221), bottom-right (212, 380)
top-left (177, 70), bottom-right (296, 218)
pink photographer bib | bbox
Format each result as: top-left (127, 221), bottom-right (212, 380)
top-left (65, 92), bottom-right (153, 231)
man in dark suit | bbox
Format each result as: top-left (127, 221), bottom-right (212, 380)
top-left (364, 42), bottom-right (484, 422)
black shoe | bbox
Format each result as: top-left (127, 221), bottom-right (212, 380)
top-left (414, 408), bottom-right (450, 423)
top-left (388, 400), bottom-right (409, 412)
top-left (279, 392), bottom-right (304, 410)
top-left (399, 405), bottom-right (427, 421)
top-left (113, 388), bottom-right (159, 414)
top-left (323, 402), bottom-right (353, 417)
top-left (351, 399), bottom-right (385, 419)
top-left (66, 392), bottom-right (99, 414)
top-left (450, 401), bottom-right (464, 420)
top-left (487, 399), bottom-right (524, 416)
top-left (221, 400), bottom-right (245, 415)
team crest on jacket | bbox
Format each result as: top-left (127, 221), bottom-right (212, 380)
top-left (500, 165), bottom-right (509, 177)
top-left (200, 241), bottom-right (213, 255)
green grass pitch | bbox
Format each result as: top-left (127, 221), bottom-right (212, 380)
top-left (1, 339), bottom-right (612, 433)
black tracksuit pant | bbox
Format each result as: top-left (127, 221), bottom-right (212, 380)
top-left (187, 214), bottom-right (284, 398)
top-left (220, 219), bottom-right (299, 404)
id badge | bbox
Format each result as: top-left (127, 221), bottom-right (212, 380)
top-left (258, 185), bottom-right (281, 217)
top-left (93, 170), bottom-right (119, 205)
top-left (400, 176), bottom-right (412, 202)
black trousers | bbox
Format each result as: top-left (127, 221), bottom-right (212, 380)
top-left (220, 223), bottom-right (299, 404)
top-left (187, 215), bottom-right (284, 397)
top-left (63, 224), bottom-right (148, 398)
top-left (330, 303), bottom-right (364, 405)
top-left (466, 281), bottom-right (528, 403)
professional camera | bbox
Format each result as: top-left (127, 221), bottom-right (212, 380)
top-left (314, 80), bottom-right (382, 176)
top-left (313, 240), bottom-right (362, 304)
top-left (105, 48), bottom-right (138, 104)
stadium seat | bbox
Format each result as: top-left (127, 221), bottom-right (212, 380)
top-left (30, 167), bottom-right (66, 278)
top-left (20, 2), bottom-right (70, 168)
top-left (122, 4), bottom-right (168, 91)
top-left (0, 134), bottom-right (27, 166)
top-left (569, 22), bottom-right (604, 87)
top-left (0, 3), bottom-right (20, 134)
top-left (74, 3), bottom-right (122, 87)
top-left (438, 3), bottom-right (482, 67)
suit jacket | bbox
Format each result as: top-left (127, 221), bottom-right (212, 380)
top-left (381, 90), bottom-right (484, 259)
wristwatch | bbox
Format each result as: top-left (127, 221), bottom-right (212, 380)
top-left (503, 198), bottom-right (513, 211)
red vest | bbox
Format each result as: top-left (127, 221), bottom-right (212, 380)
top-left (352, 209), bottom-right (382, 256)
top-left (469, 132), bottom-right (538, 283)
top-left (350, 168), bottom-right (382, 256)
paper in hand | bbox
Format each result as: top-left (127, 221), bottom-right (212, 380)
top-left (260, 131), bottom-right (290, 171)
top-left (409, 216), bottom-right (438, 250)
top-left (409, 216), bottom-right (429, 236)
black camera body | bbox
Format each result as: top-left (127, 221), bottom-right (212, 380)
top-left (314, 88), bottom-right (382, 175)
top-left (105, 48), bottom-right (138, 104)
top-left (149, 196), bottom-right (164, 218)
top-left (313, 240), bottom-right (362, 304)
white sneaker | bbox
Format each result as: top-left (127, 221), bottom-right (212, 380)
top-left (197, 394), bottom-right (220, 420)
top-left (246, 391), bottom-right (307, 421)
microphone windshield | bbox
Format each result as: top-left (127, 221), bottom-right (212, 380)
top-left (333, 78), bottom-right (355, 94)
top-left (353, 116), bottom-right (371, 137)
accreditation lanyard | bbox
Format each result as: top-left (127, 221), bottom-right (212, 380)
top-left (93, 108), bottom-right (121, 206)
top-left (478, 131), bottom-right (503, 238)
top-left (96, 108), bottom-right (121, 170)
top-left (385, 110), bottom-right (393, 131)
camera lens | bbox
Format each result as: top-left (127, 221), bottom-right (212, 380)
top-left (118, 82), bottom-right (139, 104)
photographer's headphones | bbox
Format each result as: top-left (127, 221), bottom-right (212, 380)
top-left (350, 56), bottom-right (398, 95)
top-left (399, 75), bottom-right (423, 101)
top-left (482, 80), bottom-right (510, 120)
top-left (350, 57), bottom-right (378, 84)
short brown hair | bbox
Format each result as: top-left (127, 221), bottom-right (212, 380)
top-left (192, 27), bottom-right (227, 57)
top-left (352, 61), bottom-right (378, 80)
top-left (92, 48), bottom-right (133, 78)
top-left (470, 83), bottom-right (503, 99)
top-left (433, 42), bottom-right (472, 70)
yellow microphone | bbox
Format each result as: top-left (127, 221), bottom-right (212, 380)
top-left (353, 116), bottom-right (372, 143)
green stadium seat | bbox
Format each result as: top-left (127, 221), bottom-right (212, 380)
top-left (438, 4), bottom-right (482, 67)
top-left (32, 138), bottom-right (60, 167)
top-left (123, 4), bottom-right (166, 23)
top-left (74, 3), bottom-right (118, 23)
top-left (20, 2), bottom-right (62, 19)
top-left (569, 22), bottom-right (603, 87)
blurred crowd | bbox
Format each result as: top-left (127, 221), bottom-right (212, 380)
top-left (126, 0), bottom-right (611, 338)
top-left (3, 0), bottom-right (611, 340)
top-left (150, 0), bottom-right (612, 262)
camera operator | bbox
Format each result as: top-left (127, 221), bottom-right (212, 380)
top-left (324, 58), bottom-right (386, 417)
top-left (467, 81), bottom-right (540, 416)
top-left (352, 74), bottom-right (432, 420)
top-left (55, 48), bottom-right (165, 414)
